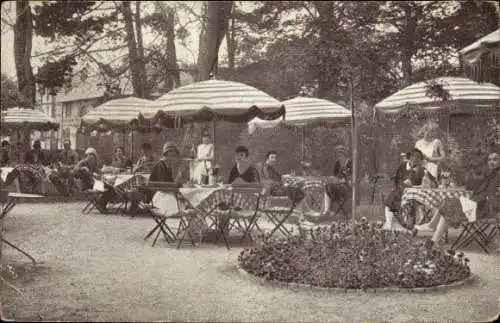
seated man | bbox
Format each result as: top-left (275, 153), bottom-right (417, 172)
top-left (48, 139), bottom-right (80, 196)
top-left (110, 146), bottom-right (133, 170)
top-left (132, 143), bottom-right (156, 174)
top-left (5, 140), bottom-right (49, 194)
top-left (227, 145), bottom-right (260, 184)
top-left (324, 144), bottom-right (352, 215)
top-left (415, 150), bottom-right (500, 249)
top-left (73, 147), bottom-right (101, 191)
top-left (0, 140), bottom-right (11, 166)
top-left (383, 148), bottom-right (428, 231)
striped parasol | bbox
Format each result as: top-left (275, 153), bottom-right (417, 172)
top-left (248, 96), bottom-right (351, 132)
top-left (459, 29), bottom-right (500, 84)
top-left (139, 79), bottom-right (284, 127)
top-left (1, 107), bottom-right (59, 134)
top-left (247, 96), bottom-right (351, 163)
top-left (81, 97), bottom-right (152, 133)
top-left (374, 77), bottom-right (500, 115)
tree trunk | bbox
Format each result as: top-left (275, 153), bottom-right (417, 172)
top-left (401, 4), bottom-right (420, 86)
top-left (196, 1), bottom-right (233, 81)
top-left (122, 2), bottom-right (143, 98)
top-left (135, 1), bottom-right (147, 97)
top-left (165, 6), bottom-right (180, 89)
top-left (226, 8), bottom-right (236, 72)
top-left (14, 0), bottom-right (35, 106)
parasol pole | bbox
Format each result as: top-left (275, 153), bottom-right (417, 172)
top-left (350, 75), bottom-right (358, 223)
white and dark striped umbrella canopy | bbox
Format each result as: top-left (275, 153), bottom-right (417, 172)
top-left (248, 97), bottom-right (351, 131)
top-left (1, 107), bottom-right (59, 133)
top-left (82, 97), bottom-right (152, 124)
top-left (375, 77), bottom-right (500, 114)
top-left (143, 79), bottom-right (282, 118)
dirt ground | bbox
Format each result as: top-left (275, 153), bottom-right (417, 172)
top-left (1, 202), bottom-right (499, 322)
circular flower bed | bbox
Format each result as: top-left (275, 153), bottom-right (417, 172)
top-left (238, 219), bottom-right (471, 290)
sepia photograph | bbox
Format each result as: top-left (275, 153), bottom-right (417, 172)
top-left (0, 0), bottom-right (499, 322)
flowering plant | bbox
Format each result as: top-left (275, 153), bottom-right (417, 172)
top-left (239, 218), bottom-right (471, 289)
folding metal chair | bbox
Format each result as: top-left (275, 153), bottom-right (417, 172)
top-left (81, 189), bottom-right (104, 214)
top-left (211, 185), bottom-right (263, 249)
top-left (259, 187), bottom-right (304, 238)
top-left (451, 189), bottom-right (499, 253)
top-left (142, 182), bottom-right (200, 248)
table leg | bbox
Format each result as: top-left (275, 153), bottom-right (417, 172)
top-left (2, 238), bottom-right (37, 267)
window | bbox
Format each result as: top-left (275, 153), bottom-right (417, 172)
top-left (64, 106), bottom-right (71, 118)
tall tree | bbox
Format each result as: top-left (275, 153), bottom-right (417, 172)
top-left (14, 0), bottom-right (35, 106)
top-left (121, 1), bottom-right (146, 98)
top-left (32, 1), bottom-right (121, 94)
top-left (197, 1), bottom-right (233, 81)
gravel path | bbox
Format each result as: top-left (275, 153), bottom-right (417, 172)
top-left (1, 202), bottom-right (499, 322)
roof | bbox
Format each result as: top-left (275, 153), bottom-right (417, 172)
top-left (56, 75), bottom-right (134, 103)
top-left (459, 29), bottom-right (500, 55)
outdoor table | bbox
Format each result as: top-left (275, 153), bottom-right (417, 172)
top-left (1, 167), bottom-right (14, 183)
top-left (149, 185), bottom-right (262, 248)
top-left (282, 175), bottom-right (346, 213)
top-left (401, 186), bottom-right (473, 212)
top-left (0, 192), bottom-right (44, 266)
top-left (93, 173), bottom-right (151, 214)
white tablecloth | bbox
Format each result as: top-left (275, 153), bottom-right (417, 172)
top-left (1, 167), bottom-right (14, 182)
top-left (152, 187), bottom-right (219, 216)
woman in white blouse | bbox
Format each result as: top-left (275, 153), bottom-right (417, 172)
top-left (193, 133), bottom-right (214, 183)
top-left (414, 120), bottom-right (446, 179)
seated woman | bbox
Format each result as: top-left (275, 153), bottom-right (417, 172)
top-left (324, 144), bottom-right (352, 215)
top-left (145, 142), bottom-right (191, 216)
top-left (260, 151), bottom-right (304, 203)
top-left (145, 142), bottom-right (188, 203)
top-left (226, 145), bottom-right (260, 184)
top-left (110, 146), bottom-right (133, 170)
top-left (383, 148), bottom-right (428, 231)
top-left (414, 150), bottom-right (500, 249)
top-left (132, 143), bottom-right (156, 174)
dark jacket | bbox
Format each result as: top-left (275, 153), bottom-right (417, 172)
top-left (385, 162), bottom-right (426, 211)
top-left (471, 166), bottom-right (499, 217)
top-left (59, 149), bottom-right (80, 165)
top-left (24, 149), bottom-right (49, 166)
top-left (333, 158), bottom-right (352, 179)
top-left (0, 148), bottom-right (10, 166)
top-left (227, 164), bottom-right (260, 184)
top-left (149, 160), bottom-right (175, 183)
top-left (260, 163), bottom-right (282, 182)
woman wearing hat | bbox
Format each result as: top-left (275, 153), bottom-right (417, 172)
top-left (145, 142), bottom-right (189, 203)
